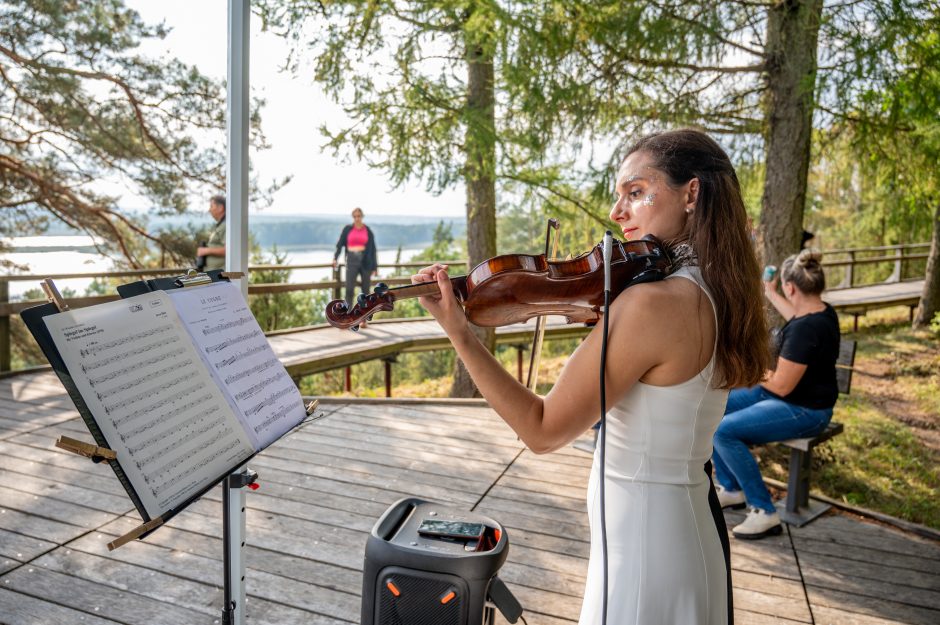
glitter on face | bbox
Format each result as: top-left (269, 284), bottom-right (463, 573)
top-left (643, 193), bottom-right (656, 206)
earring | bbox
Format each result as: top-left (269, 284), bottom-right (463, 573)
top-left (685, 207), bottom-right (693, 214)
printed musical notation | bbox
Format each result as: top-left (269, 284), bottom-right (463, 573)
top-left (81, 337), bottom-right (181, 374)
top-left (45, 291), bottom-right (255, 519)
top-left (223, 357), bottom-right (278, 385)
top-left (214, 344), bottom-right (266, 370)
top-left (44, 282), bottom-right (305, 522)
top-left (202, 316), bottom-right (254, 336)
top-left (168, 282), bottom-right (306, 450)
top-left (79, 324), bottom-right (175, 358)
top-left (205, 329), bottom-right (262, 354)
top-left (233, 371), bottom-right (288, 402)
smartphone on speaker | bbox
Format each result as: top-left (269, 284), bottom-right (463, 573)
top-left (417, 519), bottom-right (485, 541)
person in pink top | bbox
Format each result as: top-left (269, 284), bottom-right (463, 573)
top-left (332, 207), bottom-right (378, 326)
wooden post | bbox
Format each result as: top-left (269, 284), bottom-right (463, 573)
top-left (333, 264), bottom-right (342, 301)
top-left (345, 366), bottom-right (352, 392)
top-left (887, 247), bottom-right (903, 283)
top-left (844, 251), bottom-right (855, 288)
top-left (515, 345), bottom-right (524, 383)
top-left (0, 280), bottom-right (9, 373)
top-left (384, 358), bottom-right (393, 398)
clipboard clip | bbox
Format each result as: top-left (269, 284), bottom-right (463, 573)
top-left (41, 279), bottom-right (69, 312)
top-left (55, 435), bottom-right (117, 464)
top-left (175, 269), bottom-right (214, 288)
top-left (174, 269), bottom-right (246, 288)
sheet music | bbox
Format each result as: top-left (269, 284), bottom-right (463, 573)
top-left (167, 282), bottom-right (306, 450)
top-left (45, 293), bottom-right (255, 518)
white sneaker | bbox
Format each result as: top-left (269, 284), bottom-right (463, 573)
top-left (732, 507), bottom-right (783, 540)
top-left (715, 485), bottom-right (746, 510)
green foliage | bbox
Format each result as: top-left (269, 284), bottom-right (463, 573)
top-left (930, 312), bottom-right (940, 337)
top-left (10, 286), bottom-right (76, 369)
top-left (0, 0), bottom-right (276, 266)
top-left (248, 246), bottom-right (325, 330)
top-left (418, 221), bottom-right (462, 261)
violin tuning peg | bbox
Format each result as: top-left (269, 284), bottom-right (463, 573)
top-left (357, 293), bottom-right (367, 307)
top-left (375, 282), bottom-right (388, 296)
top-left (367, 314), bottom-right (374, 322)
top-left (351, 325), bottom-right (360, 332)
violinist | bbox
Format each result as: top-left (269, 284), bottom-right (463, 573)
top-left (411, 129), bottom-right (771, 625)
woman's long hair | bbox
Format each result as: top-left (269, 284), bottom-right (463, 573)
top-left (626, 129), bottom-right (771, 388)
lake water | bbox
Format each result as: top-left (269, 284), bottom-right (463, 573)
top-left (1, 236), bottom-right (426, 300)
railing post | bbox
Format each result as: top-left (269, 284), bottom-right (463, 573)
top-left (844, 251), bottom-right (855, 288)
top-left (333, 264), bottom-right (342, 301)
top-left (887, 247), bottom-right (903, 283)
top-left (383, 356), bottom-right (396, 398)
top-left (0, 280), bottom-right (9, 373)
top-left (515, 345), bottom-right (525, 383)
top-left (345, 366), bottom-right (352, 392)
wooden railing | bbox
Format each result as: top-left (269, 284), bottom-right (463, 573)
top-left (0, 260), bottom-right (468, 372)
top-left (818, 242), bottom-right (930, 289)
top-left (1, 241), bottom-right (931, 372)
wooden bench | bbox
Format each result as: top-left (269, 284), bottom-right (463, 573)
top-left (774, 339), bottom-right (857, 526)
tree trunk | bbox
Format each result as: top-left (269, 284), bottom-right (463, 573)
top-left (451, 38), bottom-right (497, 398)
top-left (759, 0), bottom-right (824, 270)
top-left (913, 203), bottom-right (940, 328)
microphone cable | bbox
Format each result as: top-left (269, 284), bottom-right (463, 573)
top-left (599, 231), bottom-right (613, 625)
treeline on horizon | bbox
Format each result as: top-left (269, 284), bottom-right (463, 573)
top-left (240, 217), bottom-right (467, 249)
top-left (37, 215), bottom-right (468, 251)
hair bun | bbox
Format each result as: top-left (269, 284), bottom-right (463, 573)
top-left (797, 248), bottom-right (823, 267)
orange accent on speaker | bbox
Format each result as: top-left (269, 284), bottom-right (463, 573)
top-left (386, 580), bottom-right (401, 597)
top-left (440, 591), bottom-right (456, 604)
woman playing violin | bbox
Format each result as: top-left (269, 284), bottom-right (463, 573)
top-left (412, 129), bottom-right (771, 625)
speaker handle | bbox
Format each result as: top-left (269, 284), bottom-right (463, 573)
top-left (488, 576), bottom-right (522, 623)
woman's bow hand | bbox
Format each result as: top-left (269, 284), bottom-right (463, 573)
top-left (412, 264), bottom-right (468, 337)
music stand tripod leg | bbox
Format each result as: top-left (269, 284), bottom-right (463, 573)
top-left (222, 466), bottom-right (257, 625)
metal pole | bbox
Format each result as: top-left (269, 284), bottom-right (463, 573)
top-left (224, 3), bottom-right (250, 624)
top-left (222, 470), bottom-right (256, 625)
top-left (227, 0), bottom-right (250, 295)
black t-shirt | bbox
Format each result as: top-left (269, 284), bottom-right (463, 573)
top-left (774, 304), bottom-right (841, 409)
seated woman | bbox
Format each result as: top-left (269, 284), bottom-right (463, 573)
top-left (712, 248), bottom-right (841, 539)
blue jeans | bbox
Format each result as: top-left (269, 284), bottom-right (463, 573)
top-left (712, 386), bottom-right (832, 513)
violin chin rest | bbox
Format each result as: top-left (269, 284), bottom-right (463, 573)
top-left (628, 268), bottom-right (668, 285)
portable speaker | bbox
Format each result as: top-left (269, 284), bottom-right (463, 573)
top-left (361, 498), bottom-right (521, 625)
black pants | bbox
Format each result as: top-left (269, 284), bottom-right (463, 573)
top-left (705, 460), bottom-right (734, 624)
top-left (344, 251), bottom-right (371, 306)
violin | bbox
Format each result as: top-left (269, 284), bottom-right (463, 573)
top-left (325, 235), bottom-right (672, 330)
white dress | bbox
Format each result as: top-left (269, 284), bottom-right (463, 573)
top-left (578, 266), bottom-right (729, 625)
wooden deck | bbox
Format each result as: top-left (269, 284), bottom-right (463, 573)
top-left (267, 317), bottom-right (591, 378)
top-left (825, 280), bottom-right (924, 314)
top-left (265, 280), bottom-right (926, 379)
top-left (1, 370), bottom-right (939, 625)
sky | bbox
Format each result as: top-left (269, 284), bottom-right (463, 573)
top-left (126, 0), bottom-right (465, 218)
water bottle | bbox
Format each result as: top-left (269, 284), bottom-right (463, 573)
top-left (762, 265), bottom-right (777, 282)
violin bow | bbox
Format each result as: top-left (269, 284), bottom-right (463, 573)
top-left (525, 218), bottom-right (560, 392)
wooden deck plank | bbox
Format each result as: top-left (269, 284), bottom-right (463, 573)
top-left (0, 565), bottom-right (212, 625)
top-left (0, 506), bottom-right (89, 545)
top-left (0, 465), bottom-right (134, 515)
top-left (0, 527), bottom-right (58, 562)
top-left (805, 585), bottom-right (940, 625)
top-left (0, 587), bottom-right (122, 625)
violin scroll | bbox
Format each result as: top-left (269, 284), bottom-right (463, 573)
top-left (326, 283), bottom-right (393, 331)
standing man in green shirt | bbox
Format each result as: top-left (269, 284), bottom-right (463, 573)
top-left (197, 195), bottom-right (226, 271)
